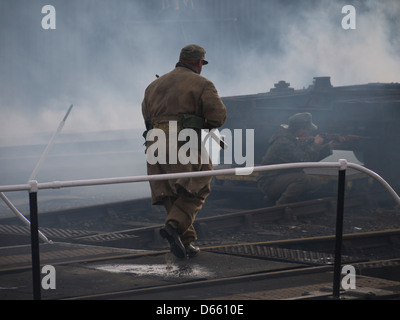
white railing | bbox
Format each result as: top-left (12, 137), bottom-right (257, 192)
top-left (1, 159), bottom-right (399, 300)
top-left (1, 159), bottom-right (399, 205)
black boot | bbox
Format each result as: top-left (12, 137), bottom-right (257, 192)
top-left (159, 224), bottom-right (186, 259)
top-left (185, 243), bottom-right (200, 258)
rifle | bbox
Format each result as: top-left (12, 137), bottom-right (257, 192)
top-left (319, 133), bottom-right (370, 143)
top-left (298, 133), bottom-right (370, 146)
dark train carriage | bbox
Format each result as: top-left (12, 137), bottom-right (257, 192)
top-left (220, 77), bottom-right (400, 190)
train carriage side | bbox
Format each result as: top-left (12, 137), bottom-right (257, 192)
top-left (220, 77), bottom-right (400, 191)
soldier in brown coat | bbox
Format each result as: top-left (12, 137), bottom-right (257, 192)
top-left (142, 44), bottom-right (226, 258)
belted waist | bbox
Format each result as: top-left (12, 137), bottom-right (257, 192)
top-left (145, 114), bottom-right (205, 132)
top-left (153, 122), bottom-right (179, 133)
top-left (143, 114), bottom-right (205, 142)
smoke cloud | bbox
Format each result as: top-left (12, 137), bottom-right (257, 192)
top-left (0, 0), bottom-right (399, 214)
top-left (0, 0), bottom-right (399, 145)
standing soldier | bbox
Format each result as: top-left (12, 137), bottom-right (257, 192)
top-left (142, 44), bottom-right (227, 258)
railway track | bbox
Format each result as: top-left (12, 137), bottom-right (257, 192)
top-left (1, 228), bottom-right (400, 300)
top-left (0, 192), bottom-right (385, 249)
top-left (56, 193), bottom-right (399, 250)
top-left (0, 190), bottom-right (398, 251)
top-left (2, 228), bottom-right (399, 272)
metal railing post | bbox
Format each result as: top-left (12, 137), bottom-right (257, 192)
top-left (29, 181), bottom-right (41, 300)
top-left (332, 160), bottom-right (347, 299)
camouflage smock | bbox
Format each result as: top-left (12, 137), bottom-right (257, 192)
top-left (257, 127), bottom-right (332, 180)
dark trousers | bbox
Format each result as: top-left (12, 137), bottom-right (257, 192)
top-left (162, 192), bottom-right (204, 245)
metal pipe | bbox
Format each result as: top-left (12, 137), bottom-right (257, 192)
top-left (0, 160), bottom-right (399, 205)
top-left (333, 168), bottom-right (346, 299)
top-left (0, 193), bottom-right (50, 243)
top-left (29, 104), bottom-right (73, 181)
top-left (346, 162), bottom-right (400, 206)
top-left (0, 183), bottom-right (31, 192)
top-left (35, 162), bottom-right (348, 189)
top-left (29, 191), bottom-right (41, 300)
top-left (0, 104), bottom-right (73, 245)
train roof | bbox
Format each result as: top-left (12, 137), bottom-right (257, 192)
top-left (221, 77), bottom-right (400, 103)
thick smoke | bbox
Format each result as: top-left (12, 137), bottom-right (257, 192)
top-left (0, 0), bottom-right (399, 145)
top-left (0, 0), bottom-right (399, 214)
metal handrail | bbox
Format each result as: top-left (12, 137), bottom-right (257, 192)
top-left (1, 160), bottom-right (399, 205)
top-left (1, 159), bottom-right (399, 300)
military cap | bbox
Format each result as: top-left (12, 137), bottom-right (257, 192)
top-left (179, 44), bottom-right (208, 65)
top-left (287, 112), bottom-right (318, 130)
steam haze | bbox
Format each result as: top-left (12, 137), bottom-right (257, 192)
top-left (1, 0), bottom-right (399, 144)
top-left (0, 0), bottom-right (399, 214)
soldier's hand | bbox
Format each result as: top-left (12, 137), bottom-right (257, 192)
top-left (331, 136), bottom-right (346, 147)
top-left (314, 134), bottom-right (324, 145)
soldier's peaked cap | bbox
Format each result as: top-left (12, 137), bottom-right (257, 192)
top-left (179, 44), bottom-right (208, 65)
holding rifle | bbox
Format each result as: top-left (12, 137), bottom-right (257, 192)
top-left (298, 132), bottom-right (369, 148)
top-left (257, 112), bottom-right (342, 205)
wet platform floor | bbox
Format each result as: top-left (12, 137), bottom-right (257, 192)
top-left (1, 242), bottom-right (400, 300)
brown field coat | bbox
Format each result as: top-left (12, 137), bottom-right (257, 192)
top-left (142, 63), bottom-right (227, 204)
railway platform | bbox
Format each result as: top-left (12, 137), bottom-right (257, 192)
top-left (1, 241), bottom-right (400, 300)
